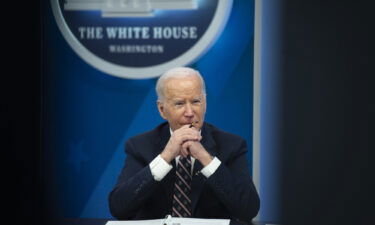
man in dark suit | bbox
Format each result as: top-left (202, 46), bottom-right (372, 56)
top-left (109, 67), bottom-right (260, 223)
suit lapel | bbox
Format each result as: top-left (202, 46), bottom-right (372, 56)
top-left (155, 122), bottom-right (170, 157)
top-left (191, 123), bottom-right (216, 214)
top-left (156, 123), bottom-right (176, 211)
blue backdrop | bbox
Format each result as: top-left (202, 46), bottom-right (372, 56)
top-left (42, 0), bottom-right (255, 218)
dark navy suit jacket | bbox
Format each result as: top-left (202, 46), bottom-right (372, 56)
top-left (109, 122), bottom-right (260, 223)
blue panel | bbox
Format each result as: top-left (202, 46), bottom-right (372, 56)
top-left (43, 0), bottom-right (254, 218)
top-left (258, 0), bottom-right (283, 222)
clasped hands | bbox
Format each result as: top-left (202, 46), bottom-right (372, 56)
top-left (160, 124), bottom-right (213, 166)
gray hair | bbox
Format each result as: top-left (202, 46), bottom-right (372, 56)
top-left (156, 67), bottom-right (206, 102)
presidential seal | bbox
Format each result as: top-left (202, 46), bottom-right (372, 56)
top-left (51, 0), bottom-right (233, 79)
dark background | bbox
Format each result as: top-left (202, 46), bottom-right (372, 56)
top-left (1, 1), bottom-right (41, 225)
top-left (278, 1), bottom-right (373, 225)
top-left (1, 1), bottom-right (372, 225)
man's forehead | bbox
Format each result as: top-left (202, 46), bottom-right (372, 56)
top-left (165, 75), bottom-right (200, 86)
top-left (164, 76), bottom-right (202, 92)
top-left (167, 95), bottom-right (205, 101)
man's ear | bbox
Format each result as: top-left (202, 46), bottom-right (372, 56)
top-left (157, 100), bottom-right (167, 120)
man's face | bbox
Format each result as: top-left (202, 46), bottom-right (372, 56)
top-left (157, 75), bottom-right (206, 131)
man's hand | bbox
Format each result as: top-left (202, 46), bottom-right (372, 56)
top-left (181, 140), bottom-right (213, 167)
top-left (160, 125), bottom-right (201, 163)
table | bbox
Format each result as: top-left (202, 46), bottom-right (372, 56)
top-left (47, 218), bottom-right (276, 225)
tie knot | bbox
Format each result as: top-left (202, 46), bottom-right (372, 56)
top-left (180, 155), bottom-right (191, 165)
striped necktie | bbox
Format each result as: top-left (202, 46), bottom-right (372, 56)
top-left (172, 156), bottom-right (192, 217)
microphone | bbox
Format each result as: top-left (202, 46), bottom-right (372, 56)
top-left (162, 214), bottom-right (172, 225)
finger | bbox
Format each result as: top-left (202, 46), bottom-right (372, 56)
top-left (181, 149), bottom-right (188, 158)
top-left (176, 125), bottom-right (200, 134)
top-left (176, 128), bottom-right (200, 137)
top-left (178, 124), bottom-right (193, 131)
top-left (178, 134), bottom-right (201, 143)
top-left (180, 148), bottom-right (188, 158)
top-left (181, 142), bottom-right (190, 157)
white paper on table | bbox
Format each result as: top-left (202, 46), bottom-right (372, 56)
top-left (106, 217), bottom-right (230, 225)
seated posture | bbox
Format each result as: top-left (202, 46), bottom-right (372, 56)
top-left (109, 67), bottom-right (260, 223)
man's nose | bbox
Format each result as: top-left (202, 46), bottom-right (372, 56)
top-left (184, 104), bottom-right (194, 117)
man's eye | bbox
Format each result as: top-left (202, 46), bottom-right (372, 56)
top-left (175, 102), bottom-right (184, 106)
top-left (193, 99), bottom-right (201, 104)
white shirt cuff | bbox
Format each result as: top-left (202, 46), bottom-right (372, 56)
top-left (149, 154), bottom-right (173, 181)
top-left (201, 157), bottom-right (221, 178)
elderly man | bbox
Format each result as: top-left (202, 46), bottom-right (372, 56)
top-left (109, 67), bottom-right (260, 223)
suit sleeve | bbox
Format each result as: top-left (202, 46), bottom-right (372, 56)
top-left (205, 139), bottom-right (260, 223)
top-left (108, 139), bottom-right (160, 220)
